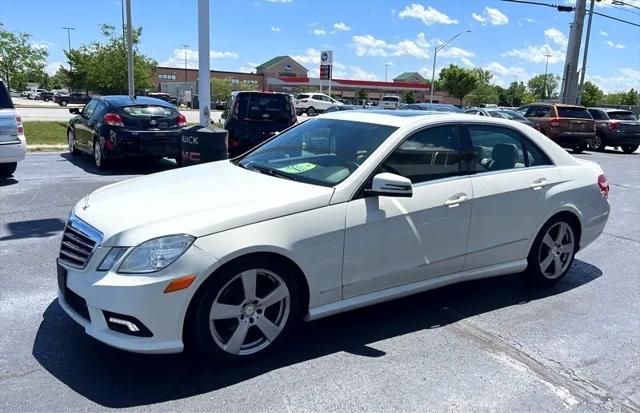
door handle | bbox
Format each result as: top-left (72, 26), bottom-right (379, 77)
top-left (530, 178), bottom-right (548, 190)
top-left (444, 194), bottom-right (468, 208)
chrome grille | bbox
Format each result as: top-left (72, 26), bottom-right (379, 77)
top-left (58, 214), bottom-right (102, 269)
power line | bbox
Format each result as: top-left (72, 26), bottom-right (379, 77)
top-left (590, 9), bottom-right (640, 26)
top-left (611, 0), bottom-right (640, 10)
top-left (501, 0), bottom-right (640, 26)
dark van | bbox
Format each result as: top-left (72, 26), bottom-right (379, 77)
top-left (222, 91), bottom-right (297, 157)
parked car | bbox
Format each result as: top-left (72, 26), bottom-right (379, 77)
top-left (0, 81), bottom-right (27, 178)
top-left (380, 95), bottom-right (402, 110)
top-left (465, 108), bottom-right (540, 130)
top-left (223, 91), bottom-right (297, 158)
top-left (147, 92), bottom-right (173, 104)
top-left (587, 108), bottom-right (640, 154)
top-left (54, 92), bottom-right (91, 106)
top-left (323, 104), bottom-right (375, 113)
top-left (56, 111), bottom-right (609, 362)
top-left (294, 93), bottom-right (342, 116)
top-left (401, 103), bottom-right (463, 113)
top-left (520, 103), bottom-right (594, 153)
top-left (39, 91), bottom-right (54, 102)
top-left (20, 90), bottom-right (33, 98)
top-left (27, 88), bottom-right (48, 100)
top-left (66, 96), bottom-right (187, 169)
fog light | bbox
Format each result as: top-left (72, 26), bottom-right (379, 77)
top-left (108, 317), bottom-right (140, 332)
top-left (103, 310), bottom-right (153, 337)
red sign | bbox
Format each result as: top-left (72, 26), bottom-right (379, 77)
top-left (320, 64), bottom-right (332, 80)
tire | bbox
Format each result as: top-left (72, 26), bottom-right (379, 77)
top-left (526, 217), bottom-right (578, 286)
top-left (0, 162), bottom-right (18, 178)
top-left (67, 129), bottom-right (80, 155)
top-left (621, 144), bottom-right (638, 154)
top-left (190, 257), bottom-right (301, 363)
top-left (60, 100), bottom-right (68, 107)
top-left (306, 107), bottom-right (316, 116)
top-left (174, 156), bottom-right (184, 167)
top-left (92, 138), bottom-right (108, 170)
top-left (573, 142), bottom-right (586, 154)
top-left (589, 134), bottom-right (606, 151)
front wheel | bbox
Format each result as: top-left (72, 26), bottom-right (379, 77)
top-left (589, 134), bottom-right (606, 151)
top-left (0, 162), bottom-right (18, 178)
top-left (527, 218), bottom-right (577, 286)
top-left (306, 107), bottom-right (316, 116)
top-left (60, 100), bottom-right (68, 107)
top-left (621, 144), bottom-right (638, 154)
top-left (67, 129), bottom-right (80, 155)
top-left (573, 142), bottom-right (586, 154)
top-left (191, 257), bottom-right (300, 362)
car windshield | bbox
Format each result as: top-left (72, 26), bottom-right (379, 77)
top-left (492, 110), bottom-right (526, 121)
top-left (238, 119), bottom-right (397, 187)
top-left (382, 97), bottom-right (399, 101)
top-left (608, 111), bottom-right (636, 121)
top-left (557, 107), bottom-right (592, 119)
top-left (236, 93), bottom-right (291, 121)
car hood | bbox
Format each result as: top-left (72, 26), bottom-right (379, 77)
top-left (73, 161), bottom-right (335, 246)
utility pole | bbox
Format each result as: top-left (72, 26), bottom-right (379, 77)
top-left (430, 30), bottom-right (471, 103)
top-left (197, 0), bottom-right (210, 126)
top-left (62, 27), bottom-right (75, 70)
top-left (560, 0), bottom-right (587, 104)
top-left (542, 53), bottom-right (551, 101)
top-left (182, 44), bottom-right (189, 82)
top-left (384, 63), bottom-right (390, 82)
top-left (577, 0), bottom-right (596, 105)
top-left (125, 0), bottom-right (134, 98)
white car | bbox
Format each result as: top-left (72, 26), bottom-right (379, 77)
top-left (295, 93), bottom-right (342, 116)
top-left (0, 85), bottom-right (27, 178)
top-left (380, 95), bottom-right (402, 109)
top-left (57, 112), bottom-right (610, 362)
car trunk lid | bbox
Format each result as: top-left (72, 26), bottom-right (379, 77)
top-left (556, 107), bottom-right (594, 133)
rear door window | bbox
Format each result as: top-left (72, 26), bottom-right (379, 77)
top-left (557, 107), bottom-right (592, 119)
top-left (588, 109), bottom-right (605, 120)
top-left (525, 106), bottom-right (550, 118)
top-left (235, 93), bottom-right (291, 121)
top-left (608, 111), bottom-right (636, 121)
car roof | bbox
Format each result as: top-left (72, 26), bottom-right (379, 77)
top-left (319, 110), bottom-right (471, 127)
top-left (589, 107), bottom-right (632, 112)
top-left (101, 95), bottom-right (174, 107)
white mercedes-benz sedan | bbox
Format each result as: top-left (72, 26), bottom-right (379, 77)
top-left (57, 111), bottom-right (610, 361)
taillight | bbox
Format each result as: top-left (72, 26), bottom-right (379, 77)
top-left (103, 113), bottom-right (124, 127)
top-left (15, 115), bottom-right (23, 135)
top-left (176, 113), bottom-right (187, 127)
top-left (608, 120), bottom-right (619, 131)
top-left (549, 117), bottom-right (560, 128)
top-left (598, 174), bottom-right (609, 198)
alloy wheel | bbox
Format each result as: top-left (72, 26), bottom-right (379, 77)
top-left (209, 268), bottom-right (290, 355)
top-left (67, 130), bottom-right (75, 153)
top-left (93, 140), bottom-right (102, 168)
top-left (538, 222), bottom-right (575, 279)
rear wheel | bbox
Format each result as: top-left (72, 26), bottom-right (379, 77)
top-left (589, 134), bottom-right (606, 151)
top-left (191, 257), bottom-right (300, 363)
top-left (60, 100), bottom-right (68, 107)
top-left (527, 218), bottom-right (577, 285)
top-left (306, 107), bottom-right (316, 116)
top-left (0, 162), bottom-right (17, 178)
top-left (93, 138), bottom-right (108, 170)
top-left (621, 144), bottom-right (638, 154)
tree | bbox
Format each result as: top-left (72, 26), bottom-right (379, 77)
top-left (0, 24), bottom-right (48, 91)
top-left (580, 81), bottom-right (604, 106)
top-left (501, 81), bottom-right (534, 107)
top-left (621, 88), bottom-right (639, 105)
top-left (527, 74), bottom-right (560, 101)
top-left (404, 91), bottom-right (416, 104)
top-left (211, 78), bottom-right (232, 102)
top-left (61, 24), bottom-right (156, 94)
top-left (49, 67), bottom-right (68, 90)
top-left (357, 89), bottom-right (368, 102)
top-left (439, 65), bottom-right (478, 105)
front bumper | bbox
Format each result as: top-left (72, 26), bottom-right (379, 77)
top-left (57, 244), bottom-right (217, 354)
top-left (0, 135), bottom-right (27, 163)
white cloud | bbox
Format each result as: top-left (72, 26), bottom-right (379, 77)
top-left (606, 40), bottom-right (626, 49)
top-left (503, 44), bottom-right (565, 64)
top-left (290, 48), bottom-right (375, 80)
top-left (32, 40), bottom-right (54, 50)
top-left (352, 32), bottom-right (431, 58)
top-left (271, 26), bottom-right (281, 32)
top-left (45, 62), bottom-right (63, 75)
top-left (599, 30), bottom-right (608, 36)
top-left (398, 4), bottom-right (458, 25)
top-left (484, 62), bottom-right (529, 86)
top-left (333, 22), bottom-right (351, 32)
top-left (544, 28), bottom-right (568, 47)
top-left (349, 67), bottom-right (378, 81)
top-left (265, 0), bottom-right (291, 3)
top-left (161, 48), bottom-right (238, 68)
top-left (312, 28), bottom-right (326, 36)
top-left (238, 62), bottom-right (258, 73)
top-left (588, 67), bottom-right (640, 93)
top-left (524, 17), bottom-right (540, 24)
top-left (472, 7), bottom-right (509, 25)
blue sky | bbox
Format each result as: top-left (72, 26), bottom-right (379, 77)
top-left (1, 0), bottom-right (639, 92)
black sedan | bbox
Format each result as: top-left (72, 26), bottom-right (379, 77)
top-left (67, 96), bottom-right (187, 169)
top-left (465, 108), bottom-right (540, 131)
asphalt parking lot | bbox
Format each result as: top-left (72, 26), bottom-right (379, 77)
top-left (1, 149), bottom-right (638, 412)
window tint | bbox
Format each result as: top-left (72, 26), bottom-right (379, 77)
top-left (235, 93), bottom-right (291, 121)
top-left (469, 125), bottom-right (526, 172)
top-left (380, 125), bottom-right (465, 184)
top-left (524, 141), bottom-right (553, 167)
top-left (296, 94), bottom-right (310, 100)
top-left (83, 100), bottom-right (98, 118)
top-left (557, 107), bottom-right (592, 119)
top-left (123, 105), bottom-right (174, 117)
top-left (0, 81), bottom-right (14, 109)
top-left (588, 109), bottom-right (605, 120)
top-left (608, 111), bottom-right (636, 121)
top-left (312, 95), bottom-right (324, 100)
top-left (525, 106), bottom-right (550, 117)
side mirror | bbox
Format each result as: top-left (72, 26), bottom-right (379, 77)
top-left (367, 172), bottom-right (413, 198)
top-left (69, 108), bottom-right (80, 114)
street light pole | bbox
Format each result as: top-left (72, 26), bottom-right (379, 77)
top-left (384, 63), bottom-right (389, 82)
top-left (182, 44), bottom-right (189, 82)
top-left (429, 30), bottom-right (470, 103)
top-left (62, 27), bottom-right (74, 53)
top-left (125, 0), bottom-right (134, 98)
top-left (577, 0), bottom-right (595, 105)
top-left (197, 0), bottom-right (211, 126)
top-left (542, 53), bottom-right (551, 101)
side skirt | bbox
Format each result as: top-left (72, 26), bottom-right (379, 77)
top-left (304, 260), bottom-right (528, 322)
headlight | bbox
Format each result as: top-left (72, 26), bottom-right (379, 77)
top-left (97, 247), bottom-right (127, 271)
top-left (118, 235), bottom-right (195, 274)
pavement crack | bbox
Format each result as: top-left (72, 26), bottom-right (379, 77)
top-left (0, 367), bottom-right (42, 383)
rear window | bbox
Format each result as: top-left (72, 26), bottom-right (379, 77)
top-left (0, 81), bottom-right (14, 109)
top-left (608, 111), bottom-right (636, 121)
top-left (382, 96), bottom-right (400, 102)
top-left (123, 105), bottom-right (174, 117)
top-left (236, 93), bottom-right (291, 121)
top-left (557, 107), bottom-right (592, 119)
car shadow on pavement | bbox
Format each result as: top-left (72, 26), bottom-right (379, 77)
top-left (0, 218), bottom-right (65, 241)
top-left (60, 152), bottom-right (178, 176)
top-left (0, 177), bottom-right (18, 187)
top-left (32, 259), bottom-right (602, 408)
